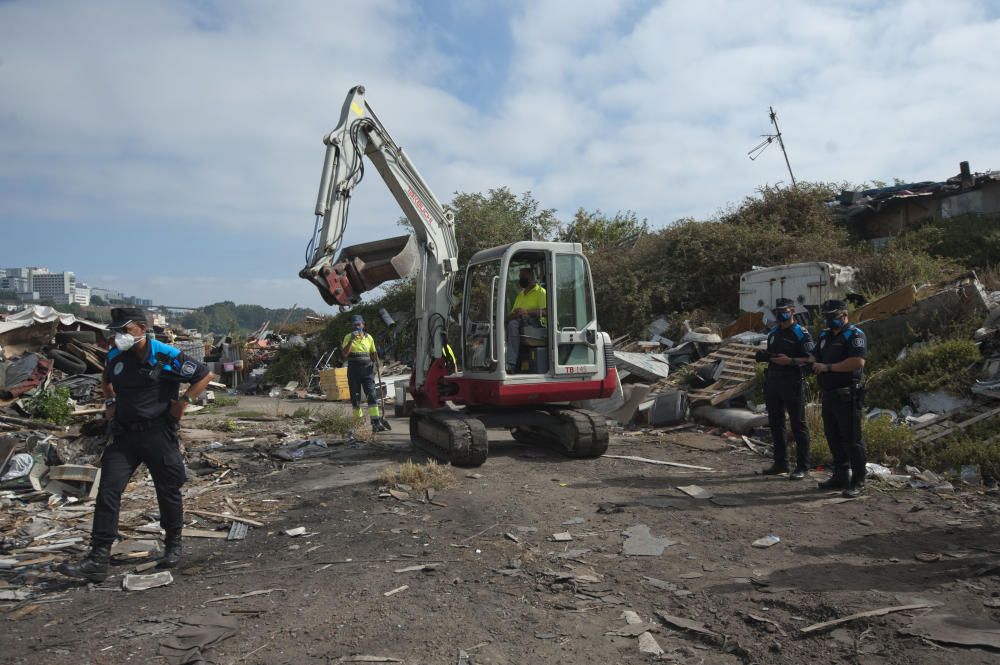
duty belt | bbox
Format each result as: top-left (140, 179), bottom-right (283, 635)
top-left (114, 414), bottom-right (174, 432)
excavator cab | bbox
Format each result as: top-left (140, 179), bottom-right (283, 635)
top-left (461, 241), bottom-right (601, 383)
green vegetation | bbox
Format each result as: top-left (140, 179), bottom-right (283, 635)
top-left (314, 410), bottom-right (356, 436)
top-left (865, 339), bottom-right (980, 410)
top-left (180, 301), bottom-right (319, 334)
top-left (292, 406), bottom-right (317, 419)
top-left (264, 346), bottom-right (312, 386)
top-left (25, 386), bottom-right (74, 425)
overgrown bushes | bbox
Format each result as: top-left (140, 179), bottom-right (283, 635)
top-left (865, 339), bottom-right (980, 410)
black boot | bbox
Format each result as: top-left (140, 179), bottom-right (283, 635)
top-left (370, 418), bottom-right (386, 433)
top-left (818, 468), bottom-right (851, 490)
top-left (158, 531), bottom-right (182, 569)
top-left (843, 477), bottom-right (867, 498)
top-left (58, 543), bottom-right (111, 582)
top-left (379, 417), bottom-right (392, 431)
top-left (789, 466), bottom-right (809, 480)
top-left (761, 462), bottom-right (790, 476)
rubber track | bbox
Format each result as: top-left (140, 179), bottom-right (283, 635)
top-left (411, 410), bottom-right (488, 468)
top-left (511, 408), bottom-right (609, 458)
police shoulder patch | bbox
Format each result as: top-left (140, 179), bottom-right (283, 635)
top-left (180, 360), bottom-right (198, 377)
top-left (113, 361), bottom-right (124, 376)
top-left (852, 335), bottom-right (866, 348)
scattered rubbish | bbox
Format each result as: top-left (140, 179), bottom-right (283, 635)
top-left (394, 563), bottom-right (441, 573)
top-left (336, 658), bottom-right (403, 664)
top-left (601, 454), bottom-right (713, 471)
top-left (746, 612), bottom-right (788, 636)
top-left (227, 522), bottom-right (249, 541)
top-left (562, 517), bottom-right (585, 525)
top-left (503, 532), bottom-right (520, 543)
top-left (622, 524), bottom-right (676, 556)
top-left (800, 602), bottom-right (940, 634)
top-left (692, 405), bottom-right (768, 434)
top-left (181, 528), bottom-right (229, 539)
top-left (123, 571), bottom-right (174, 591)
top-left (752, 535), bottom-right (781, 548)
top-left (270, 439), bottom-right (334, 461)
top-left (204, 588), bottom-right (285, 604)
top-left (465, 473), bottom-right (482, 479)
top-left (383, 585), bottom-right (409, 597)
top-left (865, 462), bottom-right (893, 478)
top-left (677, 485), bottom-right (714, 500)
top-left (551, 532), bottom-right (573, 542)
top-left (284, 527), bottom-right (306, 537)
top-left (620, 609), bottom-right (664, 656)
top-left (158, 610), bottom-right (239, 665)
top-left (654, 610), bottom-right (720, 638)
top-left (915, 552), bottom-right (943, 563)
top-left (899, 613), bottom-right (1000, 649)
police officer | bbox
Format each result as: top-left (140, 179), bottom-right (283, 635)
top-left (341, 314), bottom-right (386, 432)
top-left (59, 308), bottom-right (213, 582)
top-left (812, 299), bottom-right (868, 497)
top-left (754, 298), bottom-right (814, 479)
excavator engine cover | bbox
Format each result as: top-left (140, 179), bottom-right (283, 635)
top-left (320, 234), bottom-right (419, 307)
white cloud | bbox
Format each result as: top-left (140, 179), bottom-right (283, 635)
top-left (2, 0), bottom-right (999, 307)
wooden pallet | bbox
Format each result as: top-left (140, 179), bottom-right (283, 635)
top-left (910, 402), bottom-right (1000, 445)
top-left (682, 342), bottom-right (762, 406)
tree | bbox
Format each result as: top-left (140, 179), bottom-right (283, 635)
top-left (91, 295), bottom-right (107, 306)
top-left (557, 208), bottom-right (649, 253)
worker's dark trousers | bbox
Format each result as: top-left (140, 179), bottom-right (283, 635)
top-left (764, 380), bottom-right (810, 469)
top-left (91, 424), bottom-right (186, 547)
top-left (821, 392), bottom-right (867, 482)
top-left (347, 362), bottom-right (377, 409)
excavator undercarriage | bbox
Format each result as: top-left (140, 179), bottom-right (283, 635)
top-left (409, 406), bottom-right (609, 467)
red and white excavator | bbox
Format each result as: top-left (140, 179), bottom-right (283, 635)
top-left (300, 85), bottom-right (617, 466)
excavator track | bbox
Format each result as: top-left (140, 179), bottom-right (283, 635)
top-left (410, 409), bottom-right (488, 468)
top-left (510, 407), bottom-right (609, 458)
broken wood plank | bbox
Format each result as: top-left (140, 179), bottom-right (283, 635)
top-left (204, 588), bottom-right (285, 604)
top-left (181, 528), bottom-right (229, 539)
top-left (799, 602), bottom-right (940, 634)
top-left (383, 585), bottom-right (409, 597)
top-left (601, 455), bottom-right (713, 471)
top-left (187, 509), bottom-right (264, 528)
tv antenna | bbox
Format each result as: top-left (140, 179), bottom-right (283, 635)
top-left (747, 106), bottom-right (797, 186)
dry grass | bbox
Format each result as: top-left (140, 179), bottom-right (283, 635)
top-left (378, 459), bottom-right (454, 491)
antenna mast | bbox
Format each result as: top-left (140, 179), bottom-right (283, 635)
top-left (747, 106), bottom-right (797, 186)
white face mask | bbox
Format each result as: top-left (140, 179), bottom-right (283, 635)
top-left (114, 332), bottom-right (138, 351)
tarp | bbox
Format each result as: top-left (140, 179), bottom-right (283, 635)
top-left (0, 305), bottom-right (106, 336)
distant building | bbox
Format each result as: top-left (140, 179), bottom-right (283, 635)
top-left (831, 161), bottom-right (1000, 244)
top-left (32, 271), bottom-right (75, 305)
top-left (125, 296), bottom-right (153, 306)
top-left (73, 283), bottom-right (92, 306)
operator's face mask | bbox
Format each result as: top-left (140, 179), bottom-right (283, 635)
top-left (518, 276), bottom-right (531, 288)
top-left (353, 324), bottom-right (363, 334)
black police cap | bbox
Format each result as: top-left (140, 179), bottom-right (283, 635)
top-left (820, 299), bottom-right (847, 314)
top-left (774, 297), bottom-right (795, 309)
top-left (109, 307), bottom-right (148, 330)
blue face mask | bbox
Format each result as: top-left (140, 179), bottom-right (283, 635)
top-left (353, 324), bottom-right (363, 333)
top-left (826, 317), bottom-right (843, 329)
top-left (775, 311), bottom-right (791, 322)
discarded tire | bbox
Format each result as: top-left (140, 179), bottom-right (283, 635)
top-left (55, 330), bottom-right (97, 344)
top-left (47, 349), bottom-right (88, 374)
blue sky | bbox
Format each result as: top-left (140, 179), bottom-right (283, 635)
top-left (1, 0), bottom-right (999, 309)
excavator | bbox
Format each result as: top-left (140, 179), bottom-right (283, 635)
top-left (300, 85), bottom-right (616, 467)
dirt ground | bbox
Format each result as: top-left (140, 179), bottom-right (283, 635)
top-left (3, 397), bottom-right (1000, 664)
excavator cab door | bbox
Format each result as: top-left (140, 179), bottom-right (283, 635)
top-left (551, 251), bottom-right (599, 376)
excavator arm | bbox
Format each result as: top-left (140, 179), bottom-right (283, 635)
top-left (301, 85), bottom-right (460, 392)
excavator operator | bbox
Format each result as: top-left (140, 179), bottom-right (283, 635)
top-left (505, 267), bottom-right (546, 373)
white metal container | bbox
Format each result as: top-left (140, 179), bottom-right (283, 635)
top-left (739, 262), bottom-right (856, 312)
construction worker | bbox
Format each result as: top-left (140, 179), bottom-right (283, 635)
top-left (505, 267), bottom-right (546, 373)
top-left (59, 307), bottom-right (213, 582)
top-left (812, 299), bottom-right (868, 497)
top-left (754, 298), bottom-right (814, 479)
top-left (341, 314), bottom-right (385, 432)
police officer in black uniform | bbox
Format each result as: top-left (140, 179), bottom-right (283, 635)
top-left (812, 299), bottom-right (868, 497)
top-left (59, 308), bottom-right (213, 582)
top-left (754, 298), bottom-right (815, 479)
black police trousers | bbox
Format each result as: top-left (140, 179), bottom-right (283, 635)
top-left (764, 379), bottom-right (810, 469)
top-left (91, 423), bottom-right (187, 547)
top-left (347, 362), bottom-right (378, 409)
top-left (821, 391), bottom-right (867, 481)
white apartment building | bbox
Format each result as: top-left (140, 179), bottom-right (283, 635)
top-left (32, 271), bottom-right (75, 305)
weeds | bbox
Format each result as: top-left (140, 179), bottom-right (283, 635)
top-left (314, 410), bottom-right (356, 436)
top-left (378, 459), bottom-right (454, 491)
top-left (213, 395), bottom-right (240, 408)
top-left (26, 386), bottom-right (73, 425)
top-left (292, 406), bottom-right (317, 419)
top-left (865, 339), bottom-right (980, 410)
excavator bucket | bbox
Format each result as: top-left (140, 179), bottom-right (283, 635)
top-left (316, 234), bottom-right (419, 307)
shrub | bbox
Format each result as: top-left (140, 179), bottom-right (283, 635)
top-left (865, 339), bottom-right (980, 410)
top-left (378, 459), bottom-right (453, 491)
top-left (25, 386), bottom-right (73, 425)
top-left (314, 410), bottom-right (356, 436)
